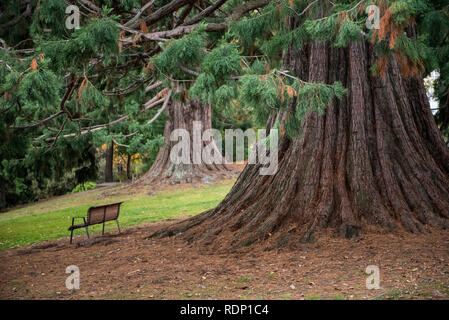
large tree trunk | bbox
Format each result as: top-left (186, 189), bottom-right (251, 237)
top-left (104, 142), bottom-right (114, 183)
top-left (137, 98), bottom-right (234, 185)
top-left (152, 39), bottom-right (449, 250)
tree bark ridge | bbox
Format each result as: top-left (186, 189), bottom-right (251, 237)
top-left (150, 39), bottom-right (449, 250)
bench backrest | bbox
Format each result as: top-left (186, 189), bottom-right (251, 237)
top-left (87, 202), bottom-right (123, 225)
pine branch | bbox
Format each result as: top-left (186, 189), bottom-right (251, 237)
top-left (124, 0), bottom-right (157, 27)
top-left (12, 75), bottom-right (77, 129)
top-left (287, 0), bottom-right (319, 18)
top-left (112, 138), bottom-right (129, 148)
top-left (130, 0), bottom-right (193, 28)
top-left (44, 91), bottom-right (168, 141)
top-left (145, 81), bottom-right (163, 92)
top-left (121, 0), bottom-right (271, 44)
top-left (12, 110), bottom-right (65, 130)
top-left (76, 0), bottom-right (100, 15)
top-left (182, 0), bottom-right (227, 26)
top-left (49, 118), bottom-right (69, 149)
top-left (175, 3), bottom-right (194, 26)
top-left (178, 63), bottom-right (200, 76)
top-left (77, 0), bottom-right (101, 13)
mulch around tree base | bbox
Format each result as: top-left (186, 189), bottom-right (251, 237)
top-left (1, 222), bottom-right (448, 300)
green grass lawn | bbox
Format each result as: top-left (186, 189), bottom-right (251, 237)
top-left (0, 180), bottom-right (234, 250)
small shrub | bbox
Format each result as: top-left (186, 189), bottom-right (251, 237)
top-left (71, 182), bottom-right (97, 193)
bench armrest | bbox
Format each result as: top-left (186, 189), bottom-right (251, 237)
top-left (71, 216), bottom-right (87, 225)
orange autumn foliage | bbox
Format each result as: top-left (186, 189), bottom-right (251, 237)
top-left (30, 58), bottom-right (38, 71)
top-left (144, 62), bottom-right (153, 74)
top-left (78, 76), bottom-right (88, 104)
top-left (140, 21), bottom-right (149, 34)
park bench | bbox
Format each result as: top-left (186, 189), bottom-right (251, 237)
top-left (68, 201), bottom-right (123, 244)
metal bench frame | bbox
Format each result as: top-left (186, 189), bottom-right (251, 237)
top-left (69, 201), bottom-right (123, 244)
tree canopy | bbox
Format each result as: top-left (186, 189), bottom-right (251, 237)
top-left (1, 0), bottom-right (448, 209)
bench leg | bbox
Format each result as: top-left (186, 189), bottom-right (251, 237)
top-left (85, 226), bottom-right (90, 239)
top-left (102, 221), bottom-right (105, 235)
top-left (69, 217), bottom-right (75, 244)
top-left (116, 219), bottom-right (121, 233)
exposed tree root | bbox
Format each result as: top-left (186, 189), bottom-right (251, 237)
top-left (150, 39), bottom-right (449, 250)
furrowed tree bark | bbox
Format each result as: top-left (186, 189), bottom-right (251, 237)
top-left (136, 96), bottom-right (234, 185)
top-left (151, 38), bottom-right (449, 250)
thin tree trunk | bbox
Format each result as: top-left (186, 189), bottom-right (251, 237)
top-left (0, 177), bottom-right (6, 210)
top-left (105, 142), bottom-right (114, 183)
top-left (151, 39), bottom-right (449, 250)
top-left (127, 154), bottom-right (132, 180)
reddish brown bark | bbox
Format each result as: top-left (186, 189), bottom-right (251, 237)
top-left (136, 98), bottom-right (234, 185)
top-left (151, 39), bottom-right (449, 249)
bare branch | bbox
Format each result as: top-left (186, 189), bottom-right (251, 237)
top-left (124, 0), bottom-right (157, 27)
top-left (148, 90), bottom-right (171, 124)
top-left (129, 0), bottom-right (193, 28)
top-left (12, 110), bottom-right (64, 129)
top-left (178, 63), bottom-right (200, 76)
top-left (182, 0), bottom-right (227, 26)
top-left (45, 93), bottom-right (167, 141)
top-left (49, 117), bottom-right (68, 149)
top-left (77, 0), bottom-right (101, 12)
top-left (175, 3), bottom-right (194, 26)
top-left (145, 81), bottom-right (163, 92)
top-left (112, 137), bottom-right (130, 148)
top-left (121, 0), bottom-right (270, 43)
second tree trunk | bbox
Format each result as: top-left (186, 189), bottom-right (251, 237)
top-left (138, 98), bottom-right (233, 185)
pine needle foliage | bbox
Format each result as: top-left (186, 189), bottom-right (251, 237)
top-left (1, 0), bottom-right (448, 207)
